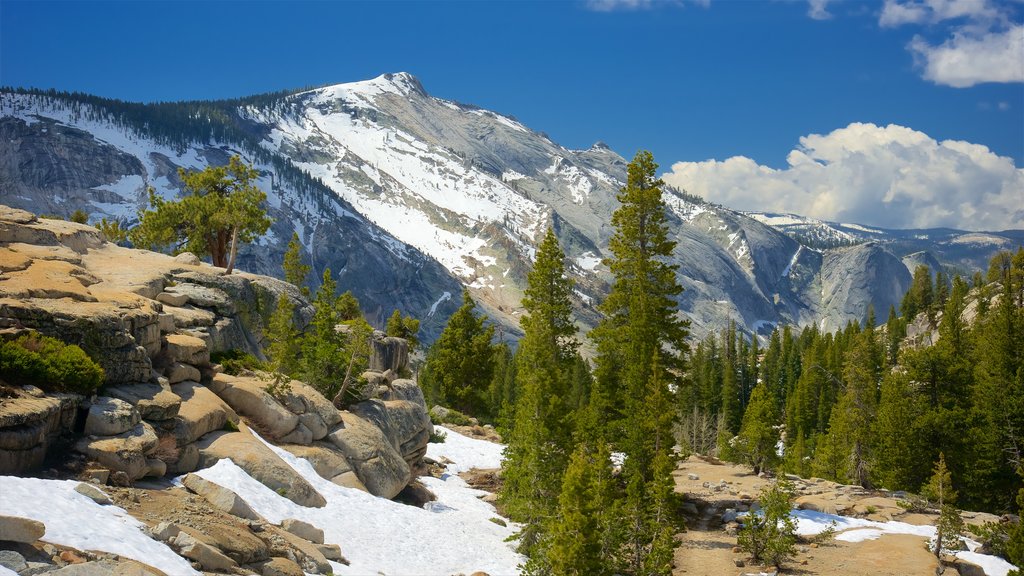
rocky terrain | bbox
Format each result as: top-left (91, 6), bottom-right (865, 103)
top-left (673, 456), bottom-right (1016, 576)
top-left (0, 205), bottom-right (451, 575)
top-left (2, 78), bottom-right (1018, 343)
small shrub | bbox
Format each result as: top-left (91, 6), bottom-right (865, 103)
top-left (808, 521), bottom-right (837, 544)
top-left (429, 429), bottom-right (448, 443)
top-left (211, 350), bottom-right (269, 375)
top-left (0, 333), bottom-right (104, 394)
top-left (429, 406), bottom-right (475, 426)
top-left (263, 374), bottom-right (292, 400)
top-left (866, 505), bottom-right (878, 515)
top-left (223, 420), bottom-right (239, 432)
top-left (69, 209), bottom-right (89, 224)
top-left (738, 478), bottom-right (798, 567)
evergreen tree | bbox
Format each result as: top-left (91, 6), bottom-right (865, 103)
top-left (385, 309), bottom-right (421, 352)
top-left (871, 372), bottom-right (927, 490)
top-left (923, 453), bottom-right (963, 560)
top-left (265, 293), bottom-right (300, 378)
top-left (131, 155), bottom-right (271, 274)
top-left (737, 479), bottom-right (798, 567)
top-left (421, 290), bottom-right (496, 416)
top-left (590, 151), bottom-right (688, 574)
top-left (735, 382), bottom-right (781, 474)
top-left (546, 445), bottom-right (612, 576)
top-left (282, 232), bottom-right (311, 297)
top-left (501, 229), bottom-right (579, 556)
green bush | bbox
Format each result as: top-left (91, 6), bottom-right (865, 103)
top-left (0, 333), bottom-right (104, 394)
top-left (211, 349), bottom-right (269, 375)
top-left (429, 405), bottom-right (476, 427)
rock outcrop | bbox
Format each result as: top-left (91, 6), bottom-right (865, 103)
top-left (0, 203), bottom-right (432, 505)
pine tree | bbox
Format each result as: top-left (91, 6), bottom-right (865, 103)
top-left (546, 445), bottom-right (612, 576)
top-left (923, 453), bottom-right (963, 560)
top-left (590, 151), bottom-right (688, 573)
top-left (265, 293), bottom-right (300, 378)
top-left (421, 290), bottom-right (496, 416)
top-left (282, 231), bottom-right (311, 297)
top-left (501, 229), bottom-right (579, 555)
top-left (735, 382), bottom-right (781, 475)
top-left (871, 372), bottom-right (927, 490)
top-left (385, 309), bottom-right (420, 352)
top-left (737, 478), bottom-right (798, 567)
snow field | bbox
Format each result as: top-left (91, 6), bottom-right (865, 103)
top-left (196, 426), bottom-right (522, 576)
top-left (0, 476), bottom-right (199, 575)
top-left (793, 509), bottom-right (1018, 576)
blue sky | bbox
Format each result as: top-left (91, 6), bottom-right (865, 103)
top-left (2, 0), bottom-right (1022, 228)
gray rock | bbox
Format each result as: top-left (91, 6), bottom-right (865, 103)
top-left (368, 334), bottom-right (409, 373)
top-left (0, 550), bottom-right (28, 572)
top-left (207, 374), bottom-right (300, 441)
top-left (315, 543), bottom-right (346, 562)
top-left (161, 333), bottom-right (210, 367)
top-left (326, 412), bottom-right (411, 499)
top-left (173, 252), bottom-right (201, 265)
top-left (151, 521), bottom-right (181, 542)
top-left (74, 482), bottom-right (112, 505)
top-left (105, 382), bottom-right (181, 421)
top-left (280, 518), bottom-right (324, 544)
top-left (164, 362), bottom-right (201, 385)
top-left (84, 397), bottom-right (140, 436)
top-left (173, 531), bottom-right (238, 572)
top-left (0, 515), bottom-right (45, 542)
top-left (169, 380), bottom-right (238, 446)
top-left (181, 473), bottom-right (260, 520)
top-left (75, 422), bottom-right (159, 480)
top-left (155, 291), bottom-right (189, 307)
top-left (255, 557), bottom-right (304, 576)
top-left (197, 428), bottom-right (326, 508)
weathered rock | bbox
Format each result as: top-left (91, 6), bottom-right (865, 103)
top-left (0, 515), bottom-right (45, 542)
top-left (157, 313), bottom-right (176, 333)
top-left (0, 550), bottom-right (27, 573)
top-left (155, 292), bottom-right (189, 307)
top-left (74, 482), bottom-right (112, 505)
top-left (326, 412), bottom-right (411, 499)
top-left (165, 441), bottom-right (200, 475)
top-left (152, 521), bottom-right (181, 542)
top-left (280, 518), bottom-right (324, 545)
top-left (84, 397), bottom-right (140, 436)
top-left (165, 282), bottom-right (235, 315)
top-left (315, 543), bottom-right (346, 563)
top-left (105, 382), bottom-right (181, 421)
top-left (162, 334), bottom-right (209, 367)
top-left (281, 442), bottom-right (365, 490)
top-left (368, 334), bottom-right (408, 373)
top-left (379, 379), bottom-right (426, 407)
top-left (0, 394), bottom-right (78, 475)
top-left (207, 374), bottom-right (301, 441)
top-left (197, 428), bottom-right (326, 508)
top-left (256, 557), bottom-right (304, 576)
top-left (274, 527), bottom-right (332, 574)
top-left (182, 473), bottom-right (260, 520)
top-left (173, 252), bottom-right (201, 266)
top-left (173, 531), bottom-right (238, 571)
top-left (170, 381), bottom-right (238, 446)
top-left (75, 422), bottom-right (159, 480)
top-left (161, 304), bottom-right (216, 329)
top-left (164, 362), bottom-right (201, 385)
top-left (279, 381), bottom-right (342, 441)
top-left (349, 398), bottom-right (432, 467)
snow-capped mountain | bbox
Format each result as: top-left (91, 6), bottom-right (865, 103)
top-left (1, 73), bottom-right (1018, 341)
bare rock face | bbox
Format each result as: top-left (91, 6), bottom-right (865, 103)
top-left (368, 334), bottom-right (409, 373)
top-left (170, 380), bottom-right (239, 447)
top-left (196, 427), bottom-right (327, 508)
top-left (281, 442), bottom-right (367, 492)
top-left (0, 515), bottom-right (45, 543)
top-left (105, 382), bottom-right (181, 422)
top-left (84, 397), bottom-right (140, 437)
top-left (325, 412), bottom-right (411, 499)
top-left (0, 393), bottom-right (80, 474)
top-left (207, 374), bottom-right (301, 441)
top-left (75, 422), bottom-right (160, 480)
top-left (348, 398), bottom-right (432, 468)
top-left (182, 473), bottom-right (260, 521)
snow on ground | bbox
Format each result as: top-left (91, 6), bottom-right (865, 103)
top-left (0, 566), bottom-right (16, 576)
top-left (197, 427), bottom-right (522, 576)
top-left (794, 509), bottom-right (1018, 576)
top-left (0, 476), bottom-right (199, 575)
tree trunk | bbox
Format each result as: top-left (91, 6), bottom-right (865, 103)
top-left (225, 226), bottom-right (239, 275)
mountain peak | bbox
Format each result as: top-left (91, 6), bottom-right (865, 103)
top-left (378, 72), bottom-right (427, 97)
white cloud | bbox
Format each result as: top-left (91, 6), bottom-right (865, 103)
top-left (909, 24), bottom-right (1024, 87)
top-left (807, 0), bottom-right (833, 20)
top-left (879, 0), bottom-right (1001, 27)
top-left (875, 0), bottom-right (1023, 87)
top-left (663, 122), bottom-right (1024, 231)
top-left (583, 0), bottom-right (708, 11)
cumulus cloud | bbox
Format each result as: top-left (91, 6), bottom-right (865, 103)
top-left (909, 24), bottom-right (1024, 88)
top-left (662, 123), bottom-right (1024, 231)
top-left (876, 0), bottom-right (1023, 87)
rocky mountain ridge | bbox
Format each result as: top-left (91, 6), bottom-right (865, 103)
top-left (1, 76), bottom-right (1019, 341)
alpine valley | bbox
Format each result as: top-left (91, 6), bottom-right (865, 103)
top-left (2, 73), bottom-right (1020, 341)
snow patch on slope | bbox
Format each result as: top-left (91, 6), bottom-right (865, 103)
top-left (0, 476), bottom-right (199, 575)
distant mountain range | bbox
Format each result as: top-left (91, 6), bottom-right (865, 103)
top-left (2, 73), bottom-right (1020, 342)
